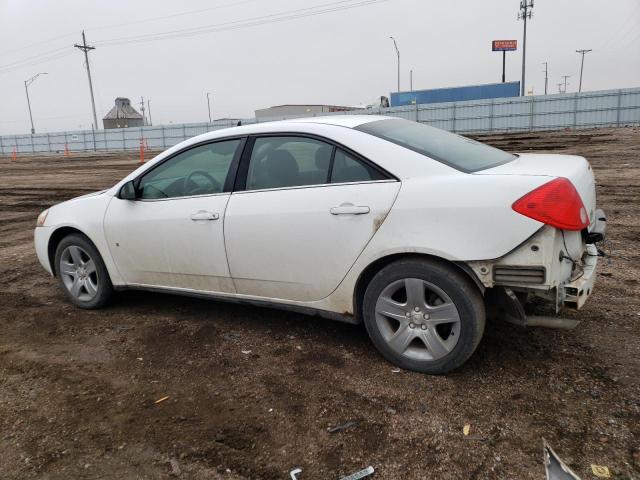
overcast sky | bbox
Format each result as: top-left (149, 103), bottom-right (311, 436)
top-left (1, 0), bottom-right (639, 135)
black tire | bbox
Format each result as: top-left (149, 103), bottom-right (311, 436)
top-left (54, 233), bottom-right (113, 309)
top-left (362, 258), bottom-right (485, 374)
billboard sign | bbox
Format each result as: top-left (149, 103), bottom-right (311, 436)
top-left (492, 40), bottom-right (517, 51)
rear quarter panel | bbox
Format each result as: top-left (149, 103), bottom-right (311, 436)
top-left (321, 172), bottom-right (553, 314)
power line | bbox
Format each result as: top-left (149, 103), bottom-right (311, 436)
top-left (0, 0), bottom-right (388, 75)
top-left (90, 0), bottom-right (260, 33)
top-left (0, 0), bottom-right (260, 58)
top-left (0, 46), bottom-right (69, 70)
top-left (94, 0), bottom-right (388, 47)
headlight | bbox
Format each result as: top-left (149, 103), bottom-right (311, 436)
top-left (36, 209), bottom-right (49, 227)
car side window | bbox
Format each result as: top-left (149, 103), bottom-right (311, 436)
top-left (246, 136), bottom-right (333, 190)
top-left (138, 140), bottom-right (240, 199)
top-left (331, 148), bottom-right (387, 183)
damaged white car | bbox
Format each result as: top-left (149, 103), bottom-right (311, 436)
top-left (34, 116), bottom-right (606, 374)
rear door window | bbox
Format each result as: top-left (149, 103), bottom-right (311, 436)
top-left (246, 136), bottom-right (333, 190)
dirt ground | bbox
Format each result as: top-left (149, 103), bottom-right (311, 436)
top-left (1, 127), bottom-right (639, 480)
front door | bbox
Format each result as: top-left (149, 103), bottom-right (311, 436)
top-left (224, 135), bottom-right (400, 302)
top-left (104, 138), bottom-right (242, 293)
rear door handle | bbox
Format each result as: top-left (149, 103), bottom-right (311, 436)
top-left (330, 203), bottom-right (370, 215)
top-left (190, 210), bottom-right (219, 221)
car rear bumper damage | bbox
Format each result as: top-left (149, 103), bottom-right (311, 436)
top-left (468, 211), bottom-right (606, 329)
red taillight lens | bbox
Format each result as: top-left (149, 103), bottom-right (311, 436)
top-left (512, 177), bottom-right (589, 231)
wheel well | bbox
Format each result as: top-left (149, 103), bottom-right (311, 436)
top-left (47, 227), bottom-right (86, 275)
top-left (352, 253), bottom-right (484, 322)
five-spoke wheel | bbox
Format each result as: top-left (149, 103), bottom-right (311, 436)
top-left (363, 258), bottom-right (485, 374)
top-left (375, 278), bottom-right (461, 362)
top-left (54, 233), bottom-right (113, 309)
top-left (59, 245), bottom-right (99, 302)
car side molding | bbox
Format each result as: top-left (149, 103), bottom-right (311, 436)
top-left (114, 284), bottom-right (360, 324)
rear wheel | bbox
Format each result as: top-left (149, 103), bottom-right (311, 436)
top-left (54, 234), bottom-right (113, 309)
top-left (362, 259), bottom-right (485, 374)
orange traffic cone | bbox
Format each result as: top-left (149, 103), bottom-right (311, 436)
top-left (64, 143), bottom-right (69, 156)
top-left (11, 147), bottom-right (16, 162)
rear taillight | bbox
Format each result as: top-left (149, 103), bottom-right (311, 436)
top-left (512, 177), bottom-right (589, 231)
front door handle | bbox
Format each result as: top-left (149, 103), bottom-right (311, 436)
top-left (190, 210), bottom-right (219, 221)
top-left (330, 203), bottom-right (370, 215)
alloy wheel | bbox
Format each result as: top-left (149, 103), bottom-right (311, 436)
top-left (59, 245), bottom-right (99, 302)
top-left (374, 278), bottom-right (461, 361)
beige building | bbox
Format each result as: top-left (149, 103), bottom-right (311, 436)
top-left (254, 104), bottom-right (353, 120)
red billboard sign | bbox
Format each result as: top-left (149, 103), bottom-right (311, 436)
top-left (492, 40), bottom-right (517, 51)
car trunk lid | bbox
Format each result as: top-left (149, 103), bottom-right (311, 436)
top-left (474, 153), bottom-right (597, 228)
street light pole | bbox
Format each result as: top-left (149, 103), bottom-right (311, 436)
top-left (390, 36), bottom-right (400, 92)
top-left (518, 0), bottom-right (534, 96)
top-left (24, 72), bottom-right (47, 134)
top-left (206, 92), bottom-right (212, 123)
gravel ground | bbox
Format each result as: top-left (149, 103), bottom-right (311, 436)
top-left (0, 127), bottom-right (638, 479)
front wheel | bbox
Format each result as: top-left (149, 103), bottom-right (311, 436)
top-left (362, 259), bottom-right (485, 374)
top-left (54, 233), bottom-right (113, 309)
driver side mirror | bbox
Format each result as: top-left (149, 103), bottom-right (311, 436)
top-left (118, 180), bottom-right (138, 200)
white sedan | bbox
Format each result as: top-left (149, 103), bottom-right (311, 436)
top-left (34, 116), bottom-right (606, 373)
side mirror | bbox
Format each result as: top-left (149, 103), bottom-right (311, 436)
top-left (118, 180), bottom-right (138, 200)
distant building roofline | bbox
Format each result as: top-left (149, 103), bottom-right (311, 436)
top-left (257, 104), bottom-right (353, 109)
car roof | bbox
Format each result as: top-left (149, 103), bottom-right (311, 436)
top-left (282, 114), bottom-right (393, 128)
top-left (189, 114), bottom-right (395, 143)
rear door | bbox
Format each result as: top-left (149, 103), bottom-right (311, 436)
top-left (224, 134), bottom-right (400, 302)
top-left (104, 138), bottom-right (243, 293)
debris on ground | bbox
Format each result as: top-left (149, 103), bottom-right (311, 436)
top-left (168, 458), bottom-right (181, 477)
top-left (339, 465), bottom-right (375, 480)
top-left (289, 467), bottom-right (302, 479)
top-left (543, 439), bottom-right (581, 480)
top-left (327, 420), bottom-right (357, 433)
top-left (590, 465), bottom-right (611, 478)
top-left (154, 396), bottom-right (170, 404)
top-left (463, 424), bottom-right (471, 436)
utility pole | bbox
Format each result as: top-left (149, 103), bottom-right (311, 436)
top-left (24, 72), bottom-right (47, 134)
top-left (140, 96), bottom-right (146, 125)
top-left (576, 49), bottom-right (592, 93)
top-left (561, 75), bottom-right (571, 93)
top-left (557, 82), bottom-right (563, 94)
top-left (410, 69), bottom-right (413, 91)
top-left (147, 99), bottom-right (152, 126)
top-left (390, 36), bottom-right (400, 92)
top-left (542, 61), bottom-right (548, 95)
top-left (517, 0), bottom-right (534, 96)
top-left (74, 31), bottom-right (99, 131)
top-left (206, 92), bottom-right (212, 123)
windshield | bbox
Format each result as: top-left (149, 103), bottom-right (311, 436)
top-left (355, 118), bottom-right (516, 172)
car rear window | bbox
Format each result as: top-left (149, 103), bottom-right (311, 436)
top-left (355, 118), bottom-right (516, 172)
